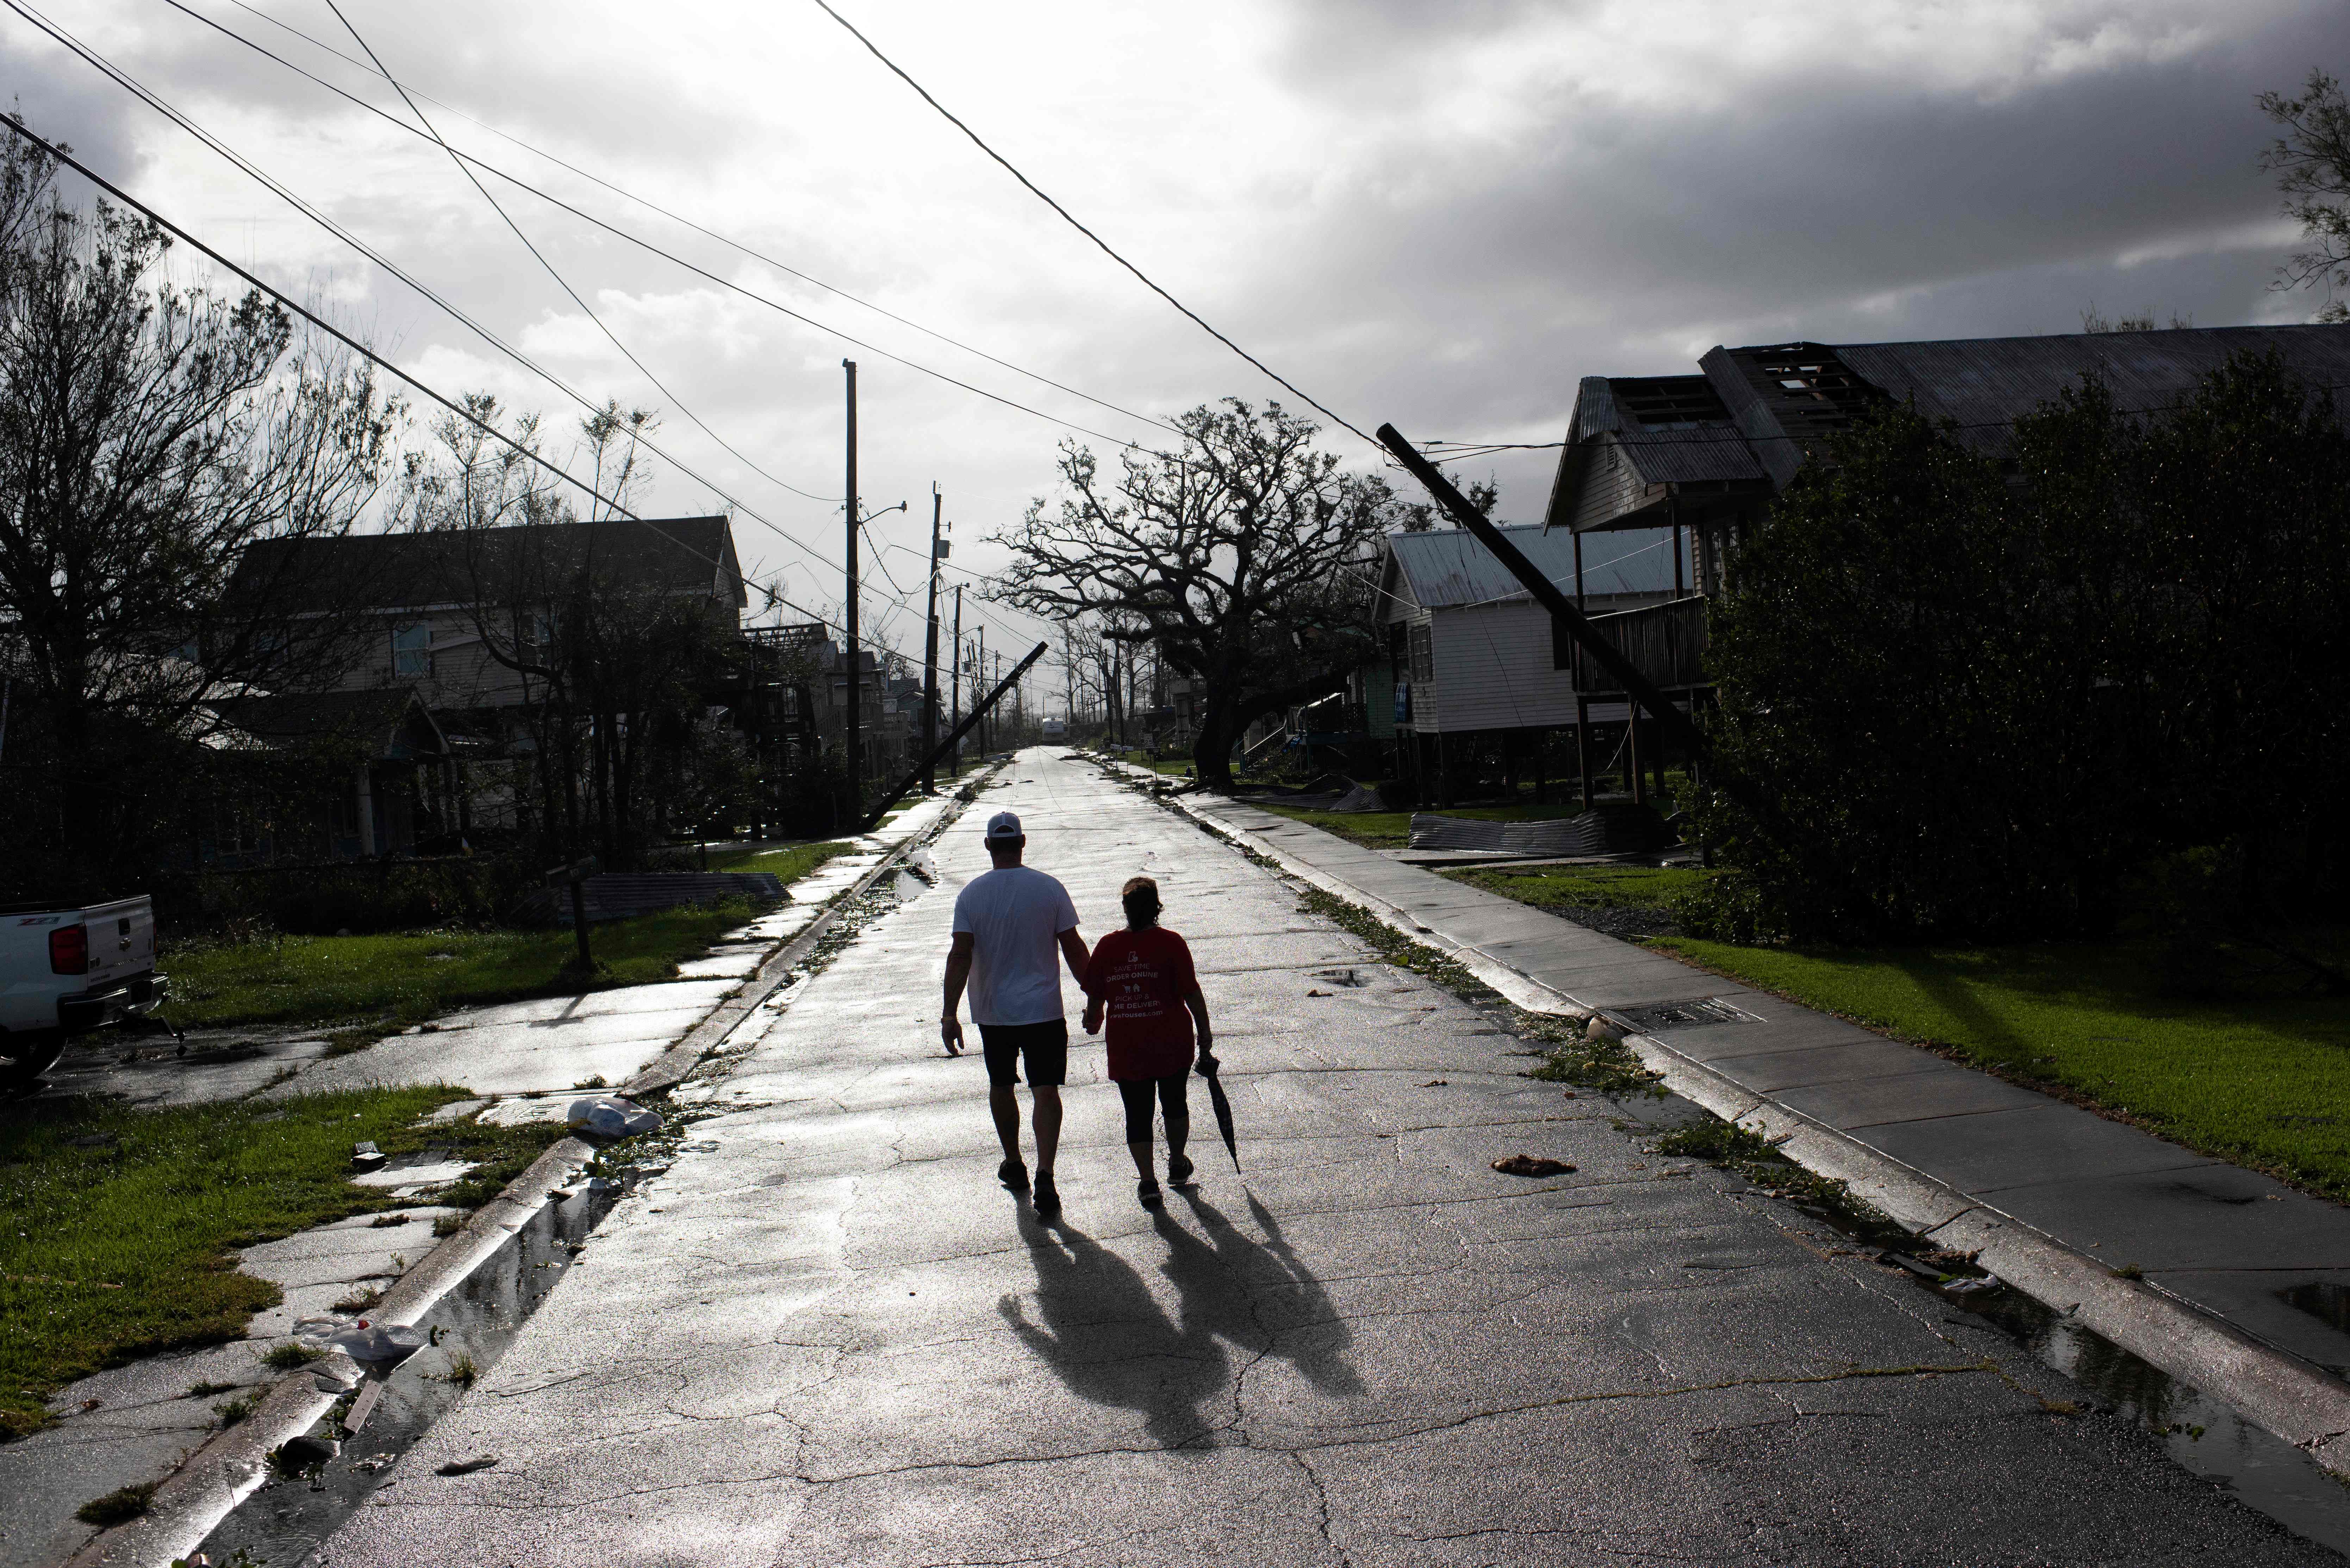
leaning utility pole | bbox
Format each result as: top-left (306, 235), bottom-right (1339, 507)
top-left (974, 625), bottom-right (988, 757)
top-left (842, 359), bottom-right (860, 811)
top-left (921, 485), bottom-right (945, 794)
top-left (948, 584), bottom-right (965, 777)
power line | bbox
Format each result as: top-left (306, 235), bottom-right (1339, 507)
top-left (6, 0), bottom-right (888, 596)
top-left (0, 115), bottom-right (928, 669)
top-left (317, 0), bottom-right (836, 505)
top-left (162, 0), bottom-right (1181, 456)
top-left (192, 0), bottom-right (1178, 440)
top-left (806, 0), bottom-right (1379, 450)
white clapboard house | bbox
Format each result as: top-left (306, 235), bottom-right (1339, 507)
top-left (1366, 522), bottom-right (1679, 795)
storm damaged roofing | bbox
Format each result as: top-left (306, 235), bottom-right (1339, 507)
top-left (1553, 321), bottom-right (2350, 515)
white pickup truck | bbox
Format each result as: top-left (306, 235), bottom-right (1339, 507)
top-left (0, 896), bottom-right (168, 1087)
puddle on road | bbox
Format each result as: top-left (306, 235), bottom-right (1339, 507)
top-left (192, 1177), bottom-right (630, 1567)
top-left (1932, 1276), bottom-right (2350, 1553)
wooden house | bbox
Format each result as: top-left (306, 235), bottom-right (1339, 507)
top-left (219, 516), bottom-right (747, 848)
top-left (1365, 522), bottom-right (1676, 800)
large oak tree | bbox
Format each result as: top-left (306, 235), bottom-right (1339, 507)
top-left (994, 399), bottom-right (1396, 789)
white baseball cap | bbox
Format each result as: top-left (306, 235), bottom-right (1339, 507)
top-left (984, 810), bottom-right (1024, 841)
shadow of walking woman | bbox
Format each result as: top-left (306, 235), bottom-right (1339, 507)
top-left (1164, 1189), bottom-right (1364, 1399)
top-left (999, 1211), bottom-right (1231, 1448)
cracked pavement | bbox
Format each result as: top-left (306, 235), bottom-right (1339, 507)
top-left (315, 749), bottom-right (2336, 1567)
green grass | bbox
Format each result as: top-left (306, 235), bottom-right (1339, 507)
top-left (1435, 860), bottom-right (2350, 1202)
top-left (163, 901), bottom-right (768, 1033)
top-left (0, 1087), bottom-right (567, 1439)
top-left (707, 839), bottom-right (854, 880)
top-left (1258, 799), bottom-right (1584, 850)
top-left (1446, 863), bottom-right (1715, 911)
top-left (1655, 932), bottom-right (2350, 1200)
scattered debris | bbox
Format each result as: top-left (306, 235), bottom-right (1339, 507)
top-left (1306, 988), bottom-right (1333, 998)
top-left (566, 1095), bottom-right (663, 1139)
top-left (435, 1454), bottom-right (498, 1476)
top-left (341, 1381), bottom-right (385, 1435)
top-left (299, 1319), bottom-right (430, 1365)
top-left (1422, 1079), bottom-right (1448, 1087)
top-left (350, 1142), bottom-right (387, 1174)
top-left (1491, 1154), bottom-right (1576, 1177)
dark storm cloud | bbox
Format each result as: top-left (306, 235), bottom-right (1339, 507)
top-left (2, 29), bottom-right (149, 194)
top-left (12, 0), bottom-right (2346, 539)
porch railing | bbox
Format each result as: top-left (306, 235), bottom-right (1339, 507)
top-left (1564, 595), bottom-right (1710, 696)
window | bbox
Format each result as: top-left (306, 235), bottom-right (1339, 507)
top-left (1408, 623), bottom-right (1434, 683)
top-left (392, 623), bottom-right (431, 677)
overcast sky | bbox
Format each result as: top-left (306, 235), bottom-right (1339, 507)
top-left (6, 0), bottom-right (2342, 672)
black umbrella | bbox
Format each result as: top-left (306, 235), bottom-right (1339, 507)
top-left (1196, 1049), bottom-right (1239, 1172)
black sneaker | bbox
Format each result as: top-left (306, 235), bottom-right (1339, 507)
top-left (1031, 1170), bottom-right (1061, 1216)
top-left (1137, 1178), bottom-right (1164, 1210)
top-left (998, 1157), bottom-right (1029, 1192)
top-left (1166, 1153), bottom-right (1197, 1190)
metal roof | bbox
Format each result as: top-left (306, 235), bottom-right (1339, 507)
top-left (1562, 375), bottom-right (1767, 491)
top-left (1385, 522), bottom-right (1676, 610)
top-left (1838, 325), bottom-right (2350, 448)
top-left (1701, 324), bottom-right (2350, 484)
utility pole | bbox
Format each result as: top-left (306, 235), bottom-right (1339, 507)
top-left (974, 625), bottom-right (987, 757)
top-left (921, 485), bottom-right (944, 794)
top-left (1064, 629), bottom-right (1075, 738)
top-left (948, 584), bottom-right (965, 778)
top-left (842, 359), bottom-right (860, 812)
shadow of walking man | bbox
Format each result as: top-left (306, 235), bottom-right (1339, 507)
top-left (999, 1212), bottom-right (1230, 1448)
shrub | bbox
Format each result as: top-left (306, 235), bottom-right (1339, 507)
top-left (1695, 352), bottom-right (2350, 942)
top-left (154, 854), bottom-right (543, 938)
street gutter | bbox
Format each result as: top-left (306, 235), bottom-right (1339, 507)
top-left (59, 773), bottom-right (996, 1568)
top-left (1111, 760), bottom-right (2350, 1482)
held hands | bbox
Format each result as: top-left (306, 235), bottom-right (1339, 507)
top-left (1082, 998), bottom-right (1104, 1036)
top-left (941, 1015), bottom-right (965, 1056)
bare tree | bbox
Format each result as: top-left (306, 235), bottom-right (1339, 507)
top-left (0, 123), bottom-right (397, 893)
top-left (2261, 69), bottom-right (2350, 322)
top-left (995, 399), bottom-right (1395, 789)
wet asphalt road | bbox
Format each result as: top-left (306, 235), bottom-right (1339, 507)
top-left (316, 749), bottom-right (2337, 1567)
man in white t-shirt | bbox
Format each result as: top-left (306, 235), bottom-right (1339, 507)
top-left (943, 810), bottom-right (1090, 1216)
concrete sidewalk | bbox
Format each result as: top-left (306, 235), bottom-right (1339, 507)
top-left (1172, 781), bottom-right (2350, 1468)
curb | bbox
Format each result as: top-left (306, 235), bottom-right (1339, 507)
top-left (59, 1130), bottom-right (594, 1568)
top-left (60, 778), bottom-right (996, 1567)
top-left (1130, 769), bottom-right (2350, 1479)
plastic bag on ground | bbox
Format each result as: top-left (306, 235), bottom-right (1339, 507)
top-left (328, 1322), bottom-right (429, 1363)
top-left (567, 1095), bottom-right (662, 1138)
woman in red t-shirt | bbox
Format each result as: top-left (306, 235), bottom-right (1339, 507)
top-left (1081, 875), bottom-right (1214, 1210)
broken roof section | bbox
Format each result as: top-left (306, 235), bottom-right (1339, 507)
top-left (226, 516), bottom-right (748, 616)
top-left (1552, 323), bottom-right (2350, 527)
top-left (1544, 374), bottom-right (1769, 533)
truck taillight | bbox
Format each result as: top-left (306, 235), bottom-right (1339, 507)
top-left (49, 924), bottom-right (88, 975)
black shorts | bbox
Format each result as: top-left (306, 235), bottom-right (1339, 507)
top-left (978, 1019), bottom-right (1068, 1087)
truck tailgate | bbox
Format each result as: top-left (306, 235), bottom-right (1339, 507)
top-left (77, 897), bottom-right (156, 990)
